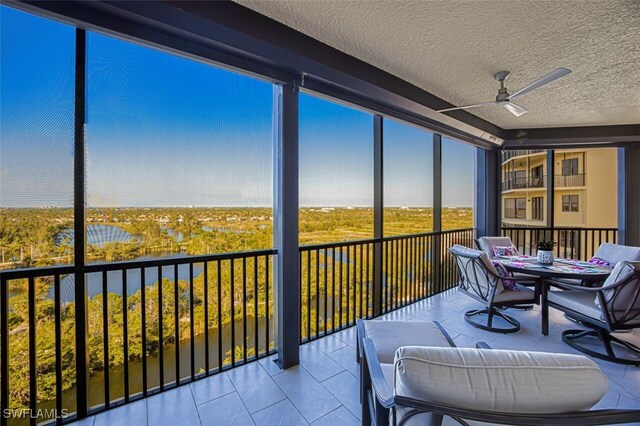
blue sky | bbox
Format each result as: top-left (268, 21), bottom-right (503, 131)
top-left (1, 5), bottom-right (474, 209)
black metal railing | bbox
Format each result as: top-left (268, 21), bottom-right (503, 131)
top-left (502, 175), bottom-right (546, 191)
top-left (0, 249), bottom-right (276, 425)
top-left (299, 228), bottom-right (475, 342)
top-left (554, 173), bottom-right (585, 187)
top-left (502, 227), bottom-right (618, 260)
top-left (501, 149), bottom-right (545, 163)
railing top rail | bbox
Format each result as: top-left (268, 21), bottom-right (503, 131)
top-left (502, 227), bottom-right (618, 231)
top-left (300, 228), bottom-right (476, 250)
top-left (299, 238), bottom-right (379, 251)
top-left (0, 265), bottom-right (76, 281)
top-left (0, 248), bottom-right (278, 279)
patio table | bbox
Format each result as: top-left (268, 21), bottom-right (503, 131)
top-left (497, 256), bottom-right (612, 336)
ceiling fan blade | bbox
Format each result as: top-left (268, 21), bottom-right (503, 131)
top-left (509, 67), bottom-right (571, 99)
top-left (500, 101), bottom-right (528, 117)
top-left (437, 101), bottom-right (497, 113)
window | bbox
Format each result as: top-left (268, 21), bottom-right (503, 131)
top-left (86, 32), bottom-right (274, 261)
top-left (562, 195), bottom-right (579, 212)
top-left (505, 198), bottom-right (526, 219)
top-left (1, 6), bottom-right (75, 269)
top-left (383, 118), bottom-right (433, 235)
top-left (442, 138), bottom-right (474, 230)
top-left (562, 158), bottom-right (579, 176)
top-left (532, 197), bottom-right (544, 220)
top-left (299, 93), bottom-right (373, 243)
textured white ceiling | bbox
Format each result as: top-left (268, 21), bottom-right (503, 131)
top-left (237, 0), bottom-right (640, 129)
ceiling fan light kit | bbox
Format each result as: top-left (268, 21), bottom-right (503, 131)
top-left (437, 67), bottom-right (572, 117)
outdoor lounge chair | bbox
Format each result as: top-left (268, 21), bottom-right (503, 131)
top-left (448, 244), bottom-right (537, 333)
top-left (361, 338), bottom-right (640, 426)
top-left (356, 319), bottom-right (465, 425)
top-left (546, 260), bottom-right (640, 366)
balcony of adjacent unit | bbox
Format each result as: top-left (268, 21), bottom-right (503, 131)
top-left (500, 149), bottom-right (546, 165)
top-left (554, 173), bottom-right (586, 188)
top-left (502, 173), bottom-right (547, 192)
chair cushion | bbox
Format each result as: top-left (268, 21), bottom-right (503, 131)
top-left (595, 260), bottom-right (637, 307)
top-left (393, 346), bottom-right (607, 414)
top-left (477, 237), bottom-right (519, 259)
top-left (492, 284), bottom-right (536, 304)
top-left (595, 243), bottom-right (640, 265)
top-left (362, 320), bottom-right (453, 363)
top-left (547, 289), bottom-right (603, 320)
top-left (492, 245), bottom-right (519, 257)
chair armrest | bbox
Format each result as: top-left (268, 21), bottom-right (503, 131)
top-left (475, 342), bottom-right (492, 349)
top-left (394, 396), bottom-right (640, 426)
top-left (362, 337), bottom-right (394, 409)
top-left (547, 280), bottom-right (606, 292)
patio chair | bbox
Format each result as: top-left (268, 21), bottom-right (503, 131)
top-left (592, 242), bottom-right (640, 265)
top-left (361, 339), bottom-right (640, 426)
top-left (546, 260), bottom-right (640, 366)
top-left (449, 245), bottom-right (537, 333)
top-left (475, 236), bottom-right (520, 259)
top-left (357, 319), bottom-right (486, 425)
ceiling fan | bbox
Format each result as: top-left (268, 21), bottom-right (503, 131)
top-left (437, 67), bottom-right (572, 117)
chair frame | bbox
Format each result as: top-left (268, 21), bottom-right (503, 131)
top-left (547, 264), bottom-right (640, 366)
top-left (357, 319), bottom-right (457, 425)
top-left (362, 337), bottom-right (640, 426)
top-left (474, 237), bottom-right (536, 311)
top-left (449, 247), bottom-right (538, 333)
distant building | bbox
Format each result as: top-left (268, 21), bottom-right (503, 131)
top-left (501, 149), bottom-right (617, 229)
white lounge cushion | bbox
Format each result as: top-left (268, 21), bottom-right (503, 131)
top-left (492, 284), bottom-right (536, 304)
top-left (547, 289), bottom-right (603, 320)
top-left (393, 346), bottom-right (607, 414)
top-left (363, 320), bottom-right (452, 363)
top-left (595, 243), bottom-right (640, 265)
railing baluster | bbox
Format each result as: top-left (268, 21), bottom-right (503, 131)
top-left (123, 270), bottom-right (129, 402)
top-left (352, 245), bottom-right (357, 324)
top-left (174, 265), bottom-right (180, 384)
top-left (217, 261), bottom-right (222, 372)
top-left (265, 256), bottom-right (270, 354)
top-left (315, 249), bottom-right (320, 338)
top-left (102, 270), bottom-right (111, 404)
top-left (1, 277), bottom-right (8, 426)
top-left (323, 249), bottom-right (328, 334)
top-left (54, 275), bottom-right (62, 424)
top-left (332, 247), bottom-right (336, 331)
top-left (158, 266), bottom-right (164, 391)
top-left (28, 276), bottom-right (36, 426)
top-left (230, 259), bottom-right (235, 367)
top-left (141, 268), bottom-right (148, 396)
top-left (339, 248), bottom-right (344, 328)
top-left (189, 263), bottom-right (195, 380)
top-left (242, 257), bottom-right (247, 363)
top-left (359, 244), bottom-right (364, 320)
top-left (307, 250), bottom-right (311, 340)
top-left (204, 262), bottom-right (209, 375)
top-left (253, 256), bottom-right (258, 357)
top-left (346, 247), bottom-right (351, 326)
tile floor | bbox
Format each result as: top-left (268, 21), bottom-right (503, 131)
top-left (76, 289), bottom-right (640, 426)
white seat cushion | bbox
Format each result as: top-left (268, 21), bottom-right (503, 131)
top-left (363, 320), bottom-right (452, 363)
top-left (547, 289), bottom-right (603, 320)
top-left (492, 284), bottom-right (536, 304)
top-left (394, 346), bottom-right (607, 414)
